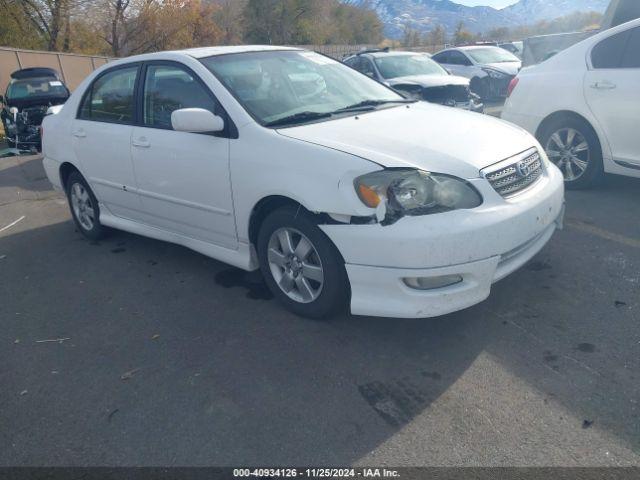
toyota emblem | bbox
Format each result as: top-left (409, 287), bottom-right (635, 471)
top-left (516, 161), bottom-right (531, 177)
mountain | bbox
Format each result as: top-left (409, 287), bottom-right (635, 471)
top-left (343, 0), bottom-right (609, 38)
top-left (503, 0), bottom-right (608, 23)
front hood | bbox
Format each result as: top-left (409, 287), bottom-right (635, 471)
top-left (484, 62), bottom-right (521, 76)
top-left (278, 102), bottom-right (535, 179)
top-left (387, 74), bottom-right (469, 88)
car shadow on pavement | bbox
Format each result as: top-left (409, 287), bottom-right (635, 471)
top-left (0, 219), bottom-right (492, 465)
top-left (1, 213), bottom-right (639, 465)
top-left (0, 154), bottom-right (52, 194)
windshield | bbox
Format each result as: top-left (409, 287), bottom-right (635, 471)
top-left (374, 54), bottom-right (447, 79)
top-left (6, 77), bottom-right (68, 101)
top-left (465, 47), bottom-right (520, 64)
top-left (201, 50), bottom-right (404, 126)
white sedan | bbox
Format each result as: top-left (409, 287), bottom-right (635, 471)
top-left (502, 19), bottom-right (640, 189)
top-left (42, 46), bottom-right (564, 319)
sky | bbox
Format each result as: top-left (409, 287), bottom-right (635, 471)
top-left (453, 0), bottom-right (519, 8)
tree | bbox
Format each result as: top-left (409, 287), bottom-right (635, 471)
top-left (1, 0), bottom-right (88, 51)
top-left (214, 0), bottom-right (246, 45)
top-left (426, 24), bottom-right (446, 50)
top-left (454, 21), bottom-right (474, 45)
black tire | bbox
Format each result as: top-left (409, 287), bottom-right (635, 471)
top-left (538, 115), bottom-right (604, 190)
top-left (257, 205), bottom-right (350, 319)
top-left (65, 171), bottom-right (107, 241)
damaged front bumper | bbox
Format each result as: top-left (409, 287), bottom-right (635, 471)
top-left (320, 164), bottom-right (565, 318)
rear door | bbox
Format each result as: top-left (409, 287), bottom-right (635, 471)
top-left (72, 64), bottom-right (142, 219)
top-left (585, 25), bottom-right (640, 167)
top-left (130, 61), bottom-right (237, 248)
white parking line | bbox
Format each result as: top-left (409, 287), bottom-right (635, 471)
top-left (0, 215), bottom-right (25, 233)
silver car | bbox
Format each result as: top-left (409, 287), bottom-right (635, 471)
top-left (344, 50), bottom-right (483, 112)
top-left (432, 46), bottom-right (521, 101)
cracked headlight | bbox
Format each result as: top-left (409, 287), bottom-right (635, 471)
top-left (354, 169), bottom-right (482, 222)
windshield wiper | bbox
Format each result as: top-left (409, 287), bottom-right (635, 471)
top-left (264, 111), bottom-right (333, 127)
top-left (332, 99), bottom-right (416, 114)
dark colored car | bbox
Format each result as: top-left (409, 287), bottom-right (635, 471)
top-left (1, 67), bottom-right (70, 151)
top-left (344, 49), bottom-right (483, 113)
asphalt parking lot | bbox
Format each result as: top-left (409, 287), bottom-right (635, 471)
top-left (0, 150), bottom-right (639, 467)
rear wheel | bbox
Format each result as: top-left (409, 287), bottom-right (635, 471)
top-left (257, 206), bottom-right (350, 319)
top-left (538, 116), bottom-right (603, 189)
top-left (65, 171), bottom-right (107, 241)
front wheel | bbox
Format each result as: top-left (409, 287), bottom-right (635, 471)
top-left (257, 206), bottom-right (350, 319)
top-left (66, 171), bottom-right (107, 241)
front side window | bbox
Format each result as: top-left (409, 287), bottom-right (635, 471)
top-left (591, 29), bottom-right (631, 69)
top-left (79, 66), bottom-right (138, 123)
top-left (200, 50), bottom-right (403, 127)
top-left (375, 54), bottom-right (448, 79)
top-left (359, 58), bottom-right (376, 77)
top-left (143, 64), bottom-right (218, 129)
top-left (465, 47), bottom-right (519, 64)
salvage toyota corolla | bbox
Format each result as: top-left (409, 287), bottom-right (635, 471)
top-left (42, 46), bottom-right (565, 319)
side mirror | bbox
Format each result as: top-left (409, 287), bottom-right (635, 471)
top-left (171, 108), bottom-right (224, 133)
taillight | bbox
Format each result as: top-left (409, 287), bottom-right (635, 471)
top-left (507, 77), bottom-right (519, 97)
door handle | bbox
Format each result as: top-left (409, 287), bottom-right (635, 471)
top-left (132, 138), bottom-right (150, 148)
top-left (591, 81), bottom-right (616, 90)
top-left (73, 130), bottom-right (86, 138)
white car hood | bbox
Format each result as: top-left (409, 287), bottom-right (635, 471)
top-left (386, 74), bottom-right (470, 88)
top-left (484, 61), bottom-right (521, 75)
top-left (278, 102), bottom-right (535, 179)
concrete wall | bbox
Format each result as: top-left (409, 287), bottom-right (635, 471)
top-left (0, 47), bottom-right (113, 94)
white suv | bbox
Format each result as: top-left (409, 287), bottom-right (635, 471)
top-left (502, 19), bottom-right (640, 189)
top-left (42, 46), bottom-right (564, 319)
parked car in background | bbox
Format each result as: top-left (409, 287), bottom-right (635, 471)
top-left (0, 67), bottom-right (69, 151)
top-left (344, 49), bottom-right (483, 112)
top-left (502, 18), bottom-right (640, 189)
top-left (432, 46), bottom-right (521, 101)
top-left (499, 41), bottom-right (524, 59)
top-left (42, 46), bottom-right (564, 319)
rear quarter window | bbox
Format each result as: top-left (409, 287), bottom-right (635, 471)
top-left (591, 29), bottom-right (631, 69)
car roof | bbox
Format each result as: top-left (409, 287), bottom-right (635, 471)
top-left (367, 51), bottom-right (422, 58)
top-left (453, 45), bottom-right (500, 51)
top-left (167, 45), bottom-right (301, 59)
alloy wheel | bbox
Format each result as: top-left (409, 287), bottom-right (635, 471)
top-left (545, 127), bottom-right (590, 182)
top-left (267, 227), bottom-right (324, 304)
top-left (70, 182), bottom-right (95, 231)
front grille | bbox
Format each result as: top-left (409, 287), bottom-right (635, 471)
top-left (422, 84), bottom-right (470, 104)
top-left (483, 149), bottom-right (544, 198)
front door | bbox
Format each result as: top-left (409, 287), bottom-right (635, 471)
top-left (585, 25), bottom-right (640, 167)
top-left (72, 65), bottom-right (141, 219)
top-left (130, 62), bottom-right (237, 248)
